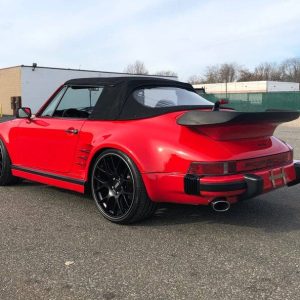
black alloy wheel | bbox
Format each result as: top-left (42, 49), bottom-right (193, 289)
top-left (0, 139), bottom-right (20, 185)
top-left (91, 150), bottom-right (157, 224)
top-left (0, 146), bottom-right (3, 177)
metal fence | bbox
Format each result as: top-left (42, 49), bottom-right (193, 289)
top-left (201, 91), bottom-right (300, 112)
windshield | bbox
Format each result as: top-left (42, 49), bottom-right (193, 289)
top-left (133, 87), bottom-right (213, 108)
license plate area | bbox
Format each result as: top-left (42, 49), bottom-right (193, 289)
top-left (269, 168), bottom-right (287, 188)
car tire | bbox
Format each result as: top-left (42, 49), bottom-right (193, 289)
top-left (0, 139), bottom-right (20, 186)
top-left (91, 149), bottom-right (158, 224)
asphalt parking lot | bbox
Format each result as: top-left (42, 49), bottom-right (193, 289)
top-left (0, 124), bottom-right (300, 300)
top-left (1, 179), bottom-right (300, 300)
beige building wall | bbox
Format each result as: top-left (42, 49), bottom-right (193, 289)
top-left (0, 67), bottom-right (21, 115)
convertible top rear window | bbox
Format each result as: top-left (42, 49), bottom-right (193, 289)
top-left (133, 87), bottom-right (213, 108)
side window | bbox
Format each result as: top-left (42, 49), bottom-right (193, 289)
top-left (53, 86), bottom-right (103, 118)
top-left (41, 86), bottom-right (67, 117)
top-left (41, 86), bottom-right (103, 118)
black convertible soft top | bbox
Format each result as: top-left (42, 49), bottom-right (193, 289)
top-left (64, 76), bottom-right (212, 120)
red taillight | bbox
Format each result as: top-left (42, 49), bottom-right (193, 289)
top-left (188, 151), bottom-right (293, 176)
top-left (236, 151), bottom-right (293, 172)
top-left (188, 162), bottom-right (236, 176)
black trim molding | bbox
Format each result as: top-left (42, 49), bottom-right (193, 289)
top-left (184, 174), bottom-right (200, 195)
top-left (183, 173), bottom-right (265, 196)
top-left (287, 162), bottom-right (300, 187)
top-left (11, 165), bottom-right (85, 185)
top-left (200, 181), bottom-right (246, 192)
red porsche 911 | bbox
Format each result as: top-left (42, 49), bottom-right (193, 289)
top-left (0, 77), bottom-right (299, 223)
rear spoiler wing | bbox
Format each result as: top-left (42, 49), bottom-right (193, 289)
top-left (177, 110), bottom-right (300, 126)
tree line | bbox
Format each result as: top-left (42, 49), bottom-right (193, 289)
top-left (124, 58), bottom-right (300, 84)
top-left (124, 60), bottom-right (177, 77)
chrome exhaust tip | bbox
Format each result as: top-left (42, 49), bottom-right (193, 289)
top-left (211, 199), bottom-right (231, 212)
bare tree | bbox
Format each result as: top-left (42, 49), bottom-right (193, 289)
top-left (204, 65), bottom-right (220, 83)
top-left (124, 60), bottom-right (149, 75)
top-left (187, 75), bottom-right (203, 84)
top-left (281, 58), bottom-right (300, 82)
top-left (188, 57), bottom-right (300, 84)
top-left (155, 70), bottom-right (178, 77)
top-left (236, 63), bottom-right (283, 81)
top-left (237, 68), bottom-right (255, 81)
top-left (251, 62), bottom-right (283, 81)
top-left (218, 63), bottom-right (240, 82)
top-left (200, 63), bottom-right (241, 83)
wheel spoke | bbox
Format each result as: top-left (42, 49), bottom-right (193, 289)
top-left (111, 198), bottom-right (118, 215)
top-left (120, 194), bottom-right (131, 208)
top-left (122, 178), bottom-right (132, 183)
top-left (115, 197), bottom-right (125, 214)
top-left (94, 176), bottom-right (107, 184)
top-left (115, 157), bottom-right (121, 173)
top-left (98, 195), bottom-right (108, 203)
top-left (95, 185), bottom-right (106, 193)
top-left (103, 158), bottom-right (114, 175)
top-left (122, 191), bottom-right (133, 196)
top-left (96, 165), bottom-right (112, 176)
top-left (110, 156), bottom-right (117, 173)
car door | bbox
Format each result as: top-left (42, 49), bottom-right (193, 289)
top-left (10, 85), bottom-right (103, 174)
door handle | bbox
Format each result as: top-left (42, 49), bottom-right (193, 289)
top-left (65, 128), bottom-right (79, 134)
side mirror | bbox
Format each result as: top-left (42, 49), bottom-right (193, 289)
top-left (17, 107), bottom-right (32, 119)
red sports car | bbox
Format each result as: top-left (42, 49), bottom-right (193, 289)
top-left (0, 77), bottom-right (299, 224)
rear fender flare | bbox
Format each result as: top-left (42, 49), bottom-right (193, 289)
top-left (85, 143), bottom-right (145, 183)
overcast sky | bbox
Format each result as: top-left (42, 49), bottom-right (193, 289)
top-left (0, 0), bottom-right (300, 80)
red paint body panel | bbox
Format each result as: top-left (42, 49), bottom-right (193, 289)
top-left (9, 118), bottom-right (85, 173)
top-left (0, 107), bottom-right (299, 205)
top-left (79, 112), bottom-right (291, 176)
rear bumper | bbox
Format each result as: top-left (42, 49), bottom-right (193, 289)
top-left (184, 173), bottom-right (265, 200)
top-left (185, 162), bottom-right (300, 200)
top-left (142, 162), bottom-right (300, 205)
